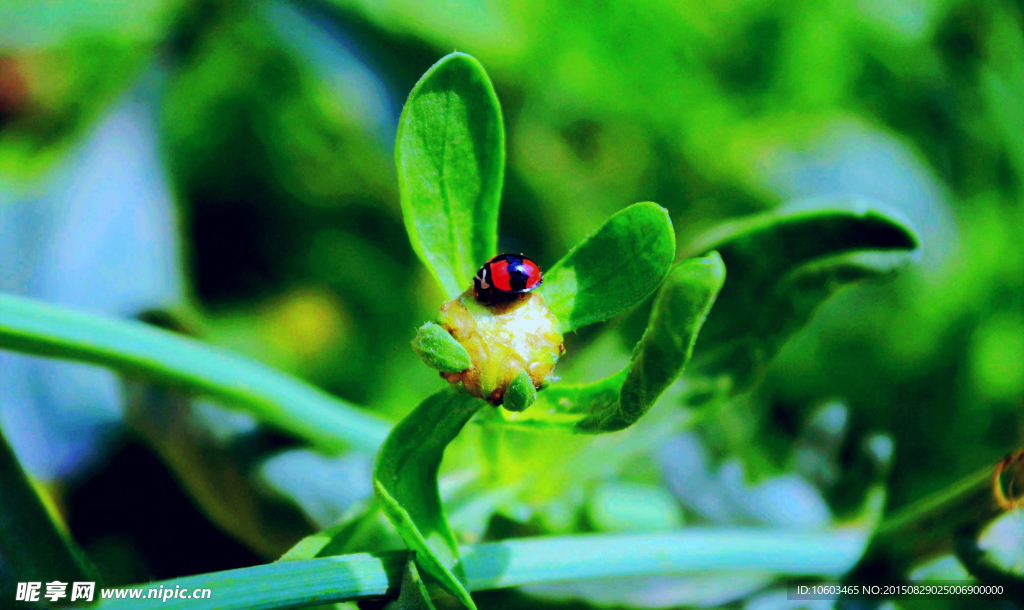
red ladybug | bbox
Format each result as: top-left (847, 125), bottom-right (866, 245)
top-left (473, 254), bottom-right (543, 305)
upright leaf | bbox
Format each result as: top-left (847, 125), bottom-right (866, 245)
top-left (397, 52), bottom-right (504, 299)
top-left (0, 429), bottom-right (97, 595)
top-left (539, 202), bottom-right (676, 331)
top-left (579, 252), bottom-right (725, 431)
top-left (374, 389), bottom-right (486, 609)
top-left (385, 557), bottom-right (438, 610)
top-left (681, 198), bottom-right (919, 389)
top-left (279, 499), bottom-right (401, 562)
top-left (498, 252), bottom-right (725, 432)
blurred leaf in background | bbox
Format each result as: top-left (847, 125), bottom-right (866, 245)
top-left (2, 0), bottom-right (1024, 607)
top-left (0, 0), bottom-right (184, 178)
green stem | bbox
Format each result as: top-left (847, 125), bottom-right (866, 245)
top-left (850, 461), bottom-right (1003, 579)
top-left (0, 292), bottom-right (391, 453)
top-left (97, 529), bottom-right (867, 609)
top-left (0, 429), bottom-right (97, 591)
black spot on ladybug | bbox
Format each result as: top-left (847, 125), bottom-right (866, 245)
top-left (473, 254), bottom-right (543, 305)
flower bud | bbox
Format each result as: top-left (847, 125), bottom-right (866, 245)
top-left (431, 290), bottom-right (564, 406)
top-left (412, 321), bottom-right (474, 373)
top-left (504, 369), bottom-right (537, 412)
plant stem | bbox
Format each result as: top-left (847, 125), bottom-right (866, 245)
top-left (849, 456), bottom-right (1011, 580)
top-left (0, 292), bottom-right (391, 453)
top-left (97, 528), bottom-right (867, 609)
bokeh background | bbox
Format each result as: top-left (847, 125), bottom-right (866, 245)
top-left (2, 0), bottom-right (1023, 607)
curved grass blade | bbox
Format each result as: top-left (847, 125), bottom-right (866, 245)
top-left (374, 389), bottom-right (486, 609)
top-left (397, 52), bottom-right (504, 299)
top-left (539, 202), bottom-right (676, 332)
top-left (0, 293), bottom-right (391, 453)
top-left (681, 198), bottom-right (920, 389)
top-left (0, 430), bottom-right (97, 596)
top-left (97, 528), bottom-right (868, 609)
top-left (500, 252), bottom-right (725, 432)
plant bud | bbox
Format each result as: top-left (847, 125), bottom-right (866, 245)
top-left (432, 290), bottom-right (564, 406)
top-left (412, 321), bottom-right (474, 373)
top-left (504, 369), bottom-right (538, 412)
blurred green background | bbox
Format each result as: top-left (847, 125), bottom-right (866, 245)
top-left (2, 0), bottom-right (1023, 607)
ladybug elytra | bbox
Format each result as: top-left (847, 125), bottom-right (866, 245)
top-left (473, 254), bottom-right (543, 305)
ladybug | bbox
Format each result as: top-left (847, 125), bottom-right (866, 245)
top-left (473, 254), bottom-right (543, 305)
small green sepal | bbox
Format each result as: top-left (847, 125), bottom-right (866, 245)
top-left (412, 322), bottom-right (472, 373)
top-left (503, 369), bottom-right (537, 412)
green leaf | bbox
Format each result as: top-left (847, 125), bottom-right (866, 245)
top-left (397, 52), bottom-right (504, 299)
top-left (681, 198), bottom-right (919, 389)
top-left (412, 322), bottom-right (473, 373)
top-left (279, 521), bottom-right (351, 562)
top-left (279, 499), bottom-right (400, 561)
top-left (373, 389), bottom-right (486, 610)
top-left (0, 429), bottom-right (97, 594)
top-left (0, 292), bottom-right (391, 453)
top-left (384, 557), bottom-right (438, 610)
top-left (539, 202), bottom-right (677, 331)
top-left (499, 252), bottom-right (725, 432)
top-left (578, 252), bottom-right (725, 431)
top-left (97, 528), bottom-right (869, 609)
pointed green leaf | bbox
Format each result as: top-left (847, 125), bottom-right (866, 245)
top-left (279, 521), bottom-right (350, 562)
top-left (539, 202), bottom-right (676, 331)
top-left (373, 389), bottom-right (486, 609)
top-left (384, 557), bottom-right (438, 610)
top-left (397, 52), bottom-right (504, 299)
top-left (681, 198), bottom-right (919, 389)
top-left (0, 429), bottom-right (97, 593)
top-left (498, 252), bottom-right (725, 432)
top-left (0, 292), bottom-right (391, 453)
top-left (279, 498), bottom-right (402, 563)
